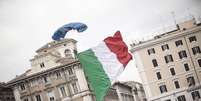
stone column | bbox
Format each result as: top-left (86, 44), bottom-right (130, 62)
top-left (82, 94), bottom-right (93, 101)
top-left (74, 65), bottom-right (89, 91)
top-left (13, 87), bottom-right (21, 101)
top-left (74, 65), bottom-right (93, 101)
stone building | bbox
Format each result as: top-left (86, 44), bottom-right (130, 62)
top-left (7, 39), bottom-right (94, 101)
top-left (105, 81), bottom-right (146, 101)
top-left (0, 82), bottom-right (15, 101)
top-left (130, 19), bottom-right (201, 101)
top-left (113, 82), bottom-right (135, 101)
top-left (123, 81), bottom-right (147, 101)
top-left (6, 38), bottom-right (145, 101)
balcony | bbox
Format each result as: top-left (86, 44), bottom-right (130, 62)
top-left (29, 85), bottom-right (42, 94)
top-left (187, 84), bottom-right (201, 92)
top-left (19, 89), bottom-right (28, 97)
top-left (68, 74), bottom-right (76, 81)
top-left (44, 81), bottom-right (51, 87)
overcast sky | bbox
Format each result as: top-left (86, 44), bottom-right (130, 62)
top-left (0, 0), bottom-right (201, 82)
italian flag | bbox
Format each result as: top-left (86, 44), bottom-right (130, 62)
top-left (78, 31), bottom-right (132, 101)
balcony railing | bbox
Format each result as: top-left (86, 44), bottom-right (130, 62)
top-left (187, 84), bottom-right (201, 92)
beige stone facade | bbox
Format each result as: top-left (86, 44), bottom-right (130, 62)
top-left (6, 38), bottom-right (145, 101)
top-left (0, 82), bottom-right (15, 101)
top-left (7, 39), bottom-right (94, 101)
top-left (130, 19), bottom-right (201, 101)
top-left (123, 81), bottom-right (147, 101)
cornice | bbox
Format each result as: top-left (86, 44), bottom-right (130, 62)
top-left (130, 26), bottom-right (201, 52)
top-left (7, 60), bottom-right (80, 87)
top-left (36, 38), bottom-right (77, 53)
top-left (30, 52), bottom-right (61, 61)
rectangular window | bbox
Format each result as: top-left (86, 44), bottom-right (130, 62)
top-left (174, 81), bottom-right (180, 89)
top-left (147, 48), bottom-right (155, 55)
top-left (177, 95), bottom-right (186, 101)
top-left (43, 76), bottom-right (50, 84)
top-left (72, 83), bottom-right (78, 94)
top-left (59, 86), bottom-right (67, 97)
top-left (189, 36), bottom-right (197, 43)
top-left (192, 46), bottom-right (201, 55)
top-left (24, 98), bottom-right (28, 101)
top-left (50, 96), bottom-right (55, 101)
top-left (68, 68), bottom-right (73, 75)
top-left (20, 84), bottom-right (25, 91)
top-left (187, 76), bottom-right (195, 87)
top-left (198, 59), bottom-right (201, 67)
top-left (156, 72), bottom-right (162, 80)
top-left (175, 40), bottom-right (183, 47)
top-left (164, 55), bottom-right (174, 63)
top-left (40, 62), bottom-right (45, 68)
top-left (152, 59), bottom-right (158, 67)
top-left (159, 85), bottom-right (167, 93)
top-left (56, 72), bottom-right (61, 79)
top-left (47, 91), bottom-right (55, 101)
top-left (184, 63), bottom-right (190, 71)
top-left (191, 91), bottom-right (200, 100)
top-left (33, 79), bottom-right (39, 87)
top-left (44, 77), bottom-right (48, 83)
top-left (178, 50), bottom-right (187, 59)
top-left (74, 50), bottom-right (78, 59)
top-left (170, 68), bottom-right (176, 76)
top-left (161, 44), bottom-right (169, 51)
top-left (35, 95), bottom-right (41, 101)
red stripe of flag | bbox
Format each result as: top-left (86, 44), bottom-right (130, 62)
top-left (104, 31), bottom-right (132, 67)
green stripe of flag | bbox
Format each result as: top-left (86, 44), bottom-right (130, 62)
top-left (78, 49), bottom-right (111, 101)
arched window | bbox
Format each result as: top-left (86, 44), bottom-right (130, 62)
top-left (64, 49), bottom-right (72, 57)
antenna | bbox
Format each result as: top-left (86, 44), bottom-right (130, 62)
top-left (159, 15), bottom-right (166, 33)
top-left (187, 8), bottom-right (195, 20)
top-left (171, 11), bottom-right (177, 26)
top-left (130, 40), bottom-right (135, 47)
top-left (197, 16), bottom-right (201, 24)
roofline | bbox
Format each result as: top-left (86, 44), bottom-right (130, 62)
top-left (30, 52), bottom-right (61, 61)
top-left (113, 82), bottom-right (132, 89)
top-left (130, 25), bottom-right (201, 52)
top-left (123, 81), bottom-right (142, 85)
top-left (36, 38), bottom-right (77, 53)
top-left (7, 60), bottom-right (80, 87)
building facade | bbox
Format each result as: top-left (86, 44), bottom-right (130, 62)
top-left (7, 39), bottom-right (94, 101)
top-left (7, 38), bottom-right (145, 101)
top-left (104, 82), bottom-right (138, 101)
top-left (130, 19), bottom-right (201, 101)
top-left (0, 82), bottom-right (15, 101)
top-left (123, 81), bottom-right (147, 101)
